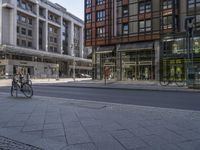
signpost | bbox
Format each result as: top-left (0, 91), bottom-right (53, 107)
top-left (104, 66), bottom-right (110, 86)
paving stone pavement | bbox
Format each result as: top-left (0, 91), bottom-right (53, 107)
top-left (0, 92), bottom-right (200, 150)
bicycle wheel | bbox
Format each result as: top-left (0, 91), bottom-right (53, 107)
top-left (175, 73), bottom-right (186, 87)
top-left (22, 83), bottom-right (33, 98)
top-left (11, 83), bottom-right (20, 97)
top-left (160, 79), bottom-right (170, 86)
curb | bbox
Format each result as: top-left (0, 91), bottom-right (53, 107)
top-left (35, 83), bottom-right (200, 93)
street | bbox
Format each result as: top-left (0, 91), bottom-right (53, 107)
top-left (0, 85), bottom-right (200, 111)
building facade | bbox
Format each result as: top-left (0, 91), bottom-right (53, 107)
top-left (84, 0), bottom-right (200, 82)
top-left (0, 0), bottom-right (92, 78)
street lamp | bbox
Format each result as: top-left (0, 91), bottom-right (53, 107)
top-left (70, 44), bottom-right (75, 82)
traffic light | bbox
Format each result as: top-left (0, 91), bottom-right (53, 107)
top-left (185, 16), bottom-right (195, 38)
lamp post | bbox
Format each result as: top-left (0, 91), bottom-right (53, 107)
top-left (71, 44), bottom-right (75, 82)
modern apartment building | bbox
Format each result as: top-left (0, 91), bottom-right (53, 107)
top-left (0, 0), bottom-right (92, 78)
top-left (84, 0), bottom-right (200, 81)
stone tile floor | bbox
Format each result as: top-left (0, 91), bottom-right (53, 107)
top-left (0, 92), bottom-right (200, 150)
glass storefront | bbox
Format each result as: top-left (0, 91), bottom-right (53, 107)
top-left (161, 37), bottom-right (200, 82)
top-left (0, 66), bottom-right (5, 78)
top-left (100, 52), bottom-right (116, 80)
top-left (121, 50), bottom-right (155, 81)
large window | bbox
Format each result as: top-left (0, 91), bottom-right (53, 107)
top-left (163, 0), bottom-right (173, 9)
top-left (86, 13), bottom-right (92, 23)
top-left (96, 27), bottom-right (105, 38)
top-left (188, 0), bottom-right (200, 8)
top-left (122, 23), bottom-right (129, 35)
top-left (86, 0), bottom-right (92, 8)
top-left (139, 1), bottom-right (151, 14)
top-left (96, 10), bottom-right (105, 21)
top-left (139, 20), bottom-right (151, 32)
top-left (96, 0), bottom-right (105, 5)
top-left (122, 5), bottom-right (129, 17)
top-left (163, 15), bottom-right (173, 29)
top-left (86, 29), bottom-right (92, 39)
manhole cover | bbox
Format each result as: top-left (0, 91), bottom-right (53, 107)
top-left (0, 136), bottom-right (43, 150)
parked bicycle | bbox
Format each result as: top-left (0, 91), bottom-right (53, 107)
top-left (11, 74), bottom-right (33, 98)
top-left (160, 72), bottom-right (186, 87)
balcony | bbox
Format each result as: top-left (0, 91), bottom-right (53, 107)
top-left (17, 2), bottom-right (36, 15)
top-left (2, 0), bottom-right (14, 9)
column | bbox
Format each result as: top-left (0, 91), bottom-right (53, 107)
top-left (10, 0), bottom-right (17, 46)
top-left (154, 40), bottom-right (160, 81)
top-left (36, 3), bottom-right (39, 50)
top-left (79, 27), bottom-right (84, 58)
top-left (69, 21), bottom-right (74, 56)
top-left (45, 9), bottom-right (48, 52)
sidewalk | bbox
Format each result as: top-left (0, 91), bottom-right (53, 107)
top-left (0, 92), bottom-right (200, 150)
top-left (47, 80), bottom-right (200, 93)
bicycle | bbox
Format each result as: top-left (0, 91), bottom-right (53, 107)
top-left (11, 75), bottom-right (33, 98)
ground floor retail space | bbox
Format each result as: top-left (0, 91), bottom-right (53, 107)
top-left (0, 51), bottom-right (92, 79)
top-left (94, 41), bottom-right (160, 81)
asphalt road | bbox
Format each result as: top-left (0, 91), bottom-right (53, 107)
top-left (0, 85), bottom-right (200, 111)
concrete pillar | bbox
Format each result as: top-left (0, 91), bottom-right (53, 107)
top-left (154, 40), bottom-right (160, 81)
top-left (69, 21), bottom-right (74, 56)
top-left (79, 27), bottom-right (84, 58)
top-left (0, 1), bottom-right (2, 45)
top-left (60, 17), bottom-right (63, 55)
top-left (10, 0), bottom-right (17, 46)
top-left (45, 9), bottom-right (48, 52)
top-left (36, 3), bottom-right (39, 50)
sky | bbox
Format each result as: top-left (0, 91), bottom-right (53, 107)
top-left (50, 0), bottom-right (84, 20)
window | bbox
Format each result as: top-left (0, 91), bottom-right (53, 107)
top-left (122, 5), bottom-right (129, 17)
top-left (28, 30), bottom-right (32, 36)
top-left (21, 16), bottom-right (26, 23)
top-left (86, 13), bottom-right (92, 23)
top-left (122, 23), bottom-right (129, 35)
top-left (96, 27), bottom-right (105, 38)
top-left (50, 37), bottom-right (54, 42)
top-left (21, 28), bottom-right (26, 35)
top-left (188, 0), bottom-right (195, 8)
top-left (17, 39), bottom-right (20, 45)
top-left (96, 10), bottom-right (105, 21)
top-left (21, 1), bottom-right (26, 10)
top-left (49, 27), bottom-right (53, 32)
top-left (17, 26), bottom-right (20, 33)
top-left (163, 0), bottom-right (172, 9)
top-left (139, 20), bottom-right (152, 32)
top-left (86, 29), bottom-right (92, 39)
top-left (21, 40), bottom-right (26, 46)
top-left (54, 38), bottom-right (57, 43)
top-left (139, 1), bottom-right (151, 14)
top-left (28, 41), bottom-right (32, 47)
top-left (163, 15), bottom-right (173, 29)
top-left (96, 0), bottom-right (105, 5)
top-left (86, 0), bottom-right (91, 8)
top-left (27, 18), bottom-right (32, 25)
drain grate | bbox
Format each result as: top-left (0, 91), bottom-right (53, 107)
top-left (0, 136), bottom-right (43, 150)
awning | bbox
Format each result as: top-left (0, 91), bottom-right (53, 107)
top-left (118, 42), bottom-right (153, 52)
top-left (96, 46), bottom-right (115, 54)
top-left (0, 45), bottom-right (92, 63)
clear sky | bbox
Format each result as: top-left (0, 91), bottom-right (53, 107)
top-left (50, 0), bottom-right (84, 20)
